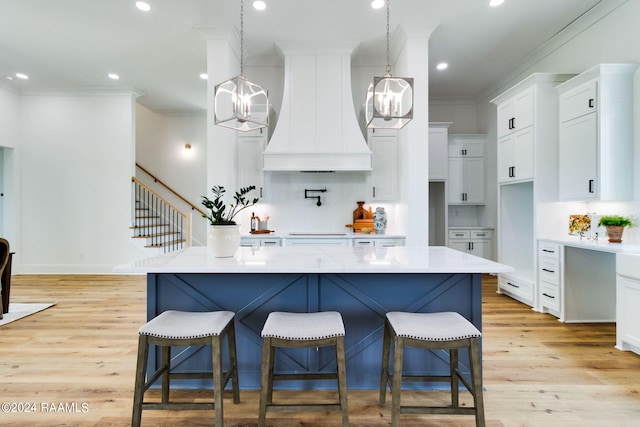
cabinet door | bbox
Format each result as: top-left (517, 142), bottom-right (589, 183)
top-left (469, 240), bottom-right (492, 259)
top-left (512, 127), bottom-right (534, 181)
top-left (238, 135), bottom-right (267, 199)
top-left (374, 238), bottom-right (405, 247)
top-left (463, 157), bottom-right (485, 204)
top-left (447, 157), bottom-right (464, 203)
top-left (560, 78), bottom-right (598, 122)
top-left (513, 86), bottom-right (534, 131)
top-left (448, 240), bottom-right (470, 254)
top-left (559, 113), bottom-right (597, 200)
top-left (370, 136), bottom-right (398, 201)
top-left (496, 100), bottom-right (514, 139)
top-left (429, 127), bottom-right (448, 180)
top-left (497, 134), bottom-right (514, 183)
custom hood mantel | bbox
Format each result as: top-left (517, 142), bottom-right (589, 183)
top-left (263, 42), bottom-right (372, 172)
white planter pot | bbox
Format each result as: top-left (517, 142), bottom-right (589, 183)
top-left (208, 225), bottom-right (241, 258)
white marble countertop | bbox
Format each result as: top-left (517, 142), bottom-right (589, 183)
top-left (538, 236), bottom-right (640, 254)
top-left (115, 246), bottom-right (514, 274)
top-left (241, 232), bottom-right (406, 239)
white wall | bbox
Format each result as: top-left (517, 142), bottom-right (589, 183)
top-left (18, 91), bottom-right (137, 273)
top-left (0, 87), bottom-right (21, 257)
top-left (135, 105), bottom-right (208, 244)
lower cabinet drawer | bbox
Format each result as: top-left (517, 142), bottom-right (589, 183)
top-left (499, 275), bottom-right (534, 304)
top-left (540, 281), bottom-right (560, 313)
top-left (539, 258), bottom-right (560, 284)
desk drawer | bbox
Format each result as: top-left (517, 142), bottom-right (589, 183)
top-left (499, 275), bottom-right (534, 303)
top-left (539, 258), bottom-right (560, 284)
top-left (540, 281), bottom-right (560, 312)
top-left (539, 242), bottom-right (561, 259)
top-left (471, 230), bottom-right (492, 239)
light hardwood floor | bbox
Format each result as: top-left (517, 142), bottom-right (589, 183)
top-left (1, 274), bottom-right (640, 426)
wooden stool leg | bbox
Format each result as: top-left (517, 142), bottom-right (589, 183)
top-left (336, 336), bottom-right (349, 427)
top-left (131, 335), bottom-right (149, 427)
top-left (161, 345), bottom-right (170, 403)
top-left (226, 321), bottom-right (240, 404)
top-left (470, 338), bottom-right (486, 427)
top-left (379, 319), bottom-right (392, 406)
top-left (451, 348), bottom-right (459, 408)
top-left (258, 337), bottom-right (272, 427)
top-left (391, 335), bottom-right (404, 427)
top-left (212, 335), bottom-right (224, 427)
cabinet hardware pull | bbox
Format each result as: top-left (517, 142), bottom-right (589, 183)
top-left (260, 187), bottom-right (263, 198)
top-left (455, 233), bottom-right (464, 236)
top-left (588, 179), bottom-right (594, 193)
top-left (477, 233), bottom-right (485, 237)
top-left (542, 293), bottom-right (555, 299)
top-left (588, 98), bottom-right (594, 108)
top-left (507, 282), bottom-right (520, 288)
top-left (542, 249), bottom-right (554, 253)
top-left (512, 117), bottom-right (515, 129)
top-left (542, 268), bottom-right (555, 273)
top-left (372, 186), bottom-right (376, 197)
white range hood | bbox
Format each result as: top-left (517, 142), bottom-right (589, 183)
top-left (263, 42), bottom-right (372, 172)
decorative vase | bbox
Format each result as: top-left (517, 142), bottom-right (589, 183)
top-left (605, 225), bottom-right (625, 243)
top-left (373, 207), bottom-right (387, 235)
top-left (353, 201), bottom-right (367, 223)
top-left (208, 225), bottom-right (241, 257)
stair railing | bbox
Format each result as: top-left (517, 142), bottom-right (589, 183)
top-left (131, 177), bottom-right (191, 253)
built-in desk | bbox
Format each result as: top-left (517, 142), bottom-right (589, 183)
top-left (116, 246), bottom-right (512, 390)
top-left (537, 238), bottom-right (640, 322)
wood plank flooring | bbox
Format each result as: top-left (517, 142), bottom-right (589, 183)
top-left (1, 274), bottom-right (640, 426)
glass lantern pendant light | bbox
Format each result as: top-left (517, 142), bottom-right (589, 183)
top-left (365, 0), bottom-right (413, 129)
top-left (214, 0), bottom-right (268, 131)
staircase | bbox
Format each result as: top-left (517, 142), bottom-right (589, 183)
top-left (131, 177), bottom-right (190, 255)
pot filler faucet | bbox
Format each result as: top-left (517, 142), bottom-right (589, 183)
top-left (305, 188), bottom-right (327, 207)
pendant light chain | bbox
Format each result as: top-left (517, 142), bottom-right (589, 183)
top-left (240, 0), bottom-right (245, 77)
top-left (385, 0), bottom-right (391, 76)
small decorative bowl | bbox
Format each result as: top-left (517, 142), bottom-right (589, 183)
top-left (361, 227), bottom-right (373, 234)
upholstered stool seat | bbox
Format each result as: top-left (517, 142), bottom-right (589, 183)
top-left (131, 310), bottom-right (239, 427)
top-left (379, 311), bottom-right (485, 427)
top-left (258, 311), bottom-right (349, 427)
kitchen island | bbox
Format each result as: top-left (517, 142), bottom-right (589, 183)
top-left (117, 246), bottom-right (512, 390)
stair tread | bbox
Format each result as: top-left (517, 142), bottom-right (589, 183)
top-left (132, 231), bottom-right (181, 238)
top-left (129, 224), bottom-right (169, 229)
top-left (145, 239), bottom-right (186, 248)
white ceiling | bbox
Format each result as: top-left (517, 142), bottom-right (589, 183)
top-left (0, 0), bottom-right (603, 113)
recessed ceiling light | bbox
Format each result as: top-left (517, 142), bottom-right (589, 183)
top-left (4, 76), bottom-right (14, 80)
top-left (253, 1), bottom-right (266, 10)
top-left (489, 0), bottom-right (504, 7)
top-left (371, 0), bottom-right (385, 9)
top-left (15, 73), bottom-right (29, 80)
top-left (136, 1), bottom-right (151, 12)
top-left (200, 73), bottom-right (208, 80)
top-left (108, 73), bottom-right (120, 80)
top-left (436, 62), bottom-right (448, 71)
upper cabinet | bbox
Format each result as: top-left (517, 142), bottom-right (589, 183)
top-left (557, 64), bottom-right (638, 201)
top-left (428, 122), bottom-right (451, 181)
top-left (237, 128), bottom-right (269, 200)
top-left (492, 73), bottom-right (574, 189)
top-left (368, 129), bottom-right (398, 201)
top-left (496, 86), bottom-right (534, 139)
top-left (447, 134), bottom-right (485, 205)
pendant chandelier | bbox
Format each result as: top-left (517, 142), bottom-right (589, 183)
top-left (214, 0), bottom-right (268, 132)
top-left (365, 0), bottom-right (413, 129)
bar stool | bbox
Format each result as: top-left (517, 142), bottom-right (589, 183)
top-left (379, 311), bottom-right (485, 427)
top-left (258, 311), bottom-right (349, 427)
top-left (131, 310), bottom-right (239, 427)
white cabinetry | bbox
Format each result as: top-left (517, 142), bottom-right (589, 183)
top-left (557, 64), bottom-right (638, 201)
top-left (368, 129), bottom-right (398, 201)
top-left (447, 135), bottom-right (485, 205)
top-left (538, 241), bottom-right (562, 316)
top-left (240, 237), bottom-right (282, 248)
top-left (285, 238), bottom-right (350, 247)
top-left (491, 73), bottom-right (574, 307)
top-left (353, 237), bottom-right (406, 247)
top-left (447, 229), bottom-right (492, 259)
top-left (428, 122), bottom-right (451, 180)
top-left (616, 253), bottom-right (640, 355)
top-left (238, 129), bottom-right (269, 200)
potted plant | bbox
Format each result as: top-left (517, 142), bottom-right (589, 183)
top-left (598, 215), bottom-right (634, 243)
top-left (201, 185), bottom-right (259, 257)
